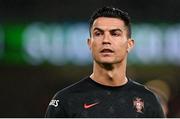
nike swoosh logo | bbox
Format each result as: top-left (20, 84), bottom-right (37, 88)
top-left (84, 102), bottom-right (99, 109)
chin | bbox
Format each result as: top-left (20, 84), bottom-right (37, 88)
top-left (94, 56), bottom-right (121, 64)
top-left (98, 59), bottom-right (117, 64)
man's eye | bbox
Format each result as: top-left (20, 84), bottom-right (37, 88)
top-left (111, 32), bottom-right (121, 36)
top-left (94, 32), bottom-right (102, 36)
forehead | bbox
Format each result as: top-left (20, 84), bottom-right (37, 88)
top-left (92, 17), bottom-right (125, 30)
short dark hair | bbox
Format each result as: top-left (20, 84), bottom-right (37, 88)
top-left (89, 6), bottom-right (131, 38)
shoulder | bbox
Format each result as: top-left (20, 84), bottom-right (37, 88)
top-left (45, 77), bottom-right (90, 118)
top-left (129, 79), bottom-right (152, 93)
top-left (48, 78), bottom-right (88, 111)
top-left (128, 79), bottom-right (157, 99)
top-left (128, 79), bottom-right (162, 108)
top-left (53, 76), bottom-right (91, 99)
top-left (128, 79), bottom-right (165, 117)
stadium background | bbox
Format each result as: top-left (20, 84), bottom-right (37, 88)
top-left (0, 0), bottom-right (180, 117)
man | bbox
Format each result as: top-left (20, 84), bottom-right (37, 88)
top-left (45, 6), bottom-right (165, 117)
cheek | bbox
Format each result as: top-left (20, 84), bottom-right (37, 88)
top-left (116, 40), bottom-right (128, 49)
top-left (91, 41), bottom-right (100, 50)
top-left (90, 43), bottom-right (97, 56)
top-left (115, 42), bottom-right (129, 55)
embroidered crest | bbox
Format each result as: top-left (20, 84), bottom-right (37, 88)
top-left (133, 97), bottom-right (144, 113)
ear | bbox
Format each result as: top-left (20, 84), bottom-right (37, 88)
top-left (87, 38), bottom-right (92, 50)
top-left (127, 38), bottom-right (134, 53)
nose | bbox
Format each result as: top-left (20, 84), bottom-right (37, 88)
top-left (102, 32), bottom-right (111, 45)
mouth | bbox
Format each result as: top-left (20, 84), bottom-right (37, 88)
top-left (100, 49), bottom-right (114, 54)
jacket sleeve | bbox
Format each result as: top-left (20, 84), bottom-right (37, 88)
top-left (45, 93), bottom-right (68, 117)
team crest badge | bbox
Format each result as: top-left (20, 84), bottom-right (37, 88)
top-left (133, 97), bottom-right (144, 113)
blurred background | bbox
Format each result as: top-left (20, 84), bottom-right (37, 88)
top-left (0, 0), bottom-right (180, 117)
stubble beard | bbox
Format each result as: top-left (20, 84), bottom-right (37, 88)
top-left (94, 57), bottom-right (122, 70)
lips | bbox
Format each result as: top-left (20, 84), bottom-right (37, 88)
top-left (100, 48), bottom-right (114, 53)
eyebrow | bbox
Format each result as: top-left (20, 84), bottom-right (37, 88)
top-left (93, 27), bottom-right (104, 32)
top-left (93, 27), bottom-right (123, 33)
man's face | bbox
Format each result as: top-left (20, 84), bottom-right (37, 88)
top-left (88, 17), bottom-right (134, 64)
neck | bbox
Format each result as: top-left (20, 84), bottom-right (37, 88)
top-left (90, 59), bottom-right (128, 86)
